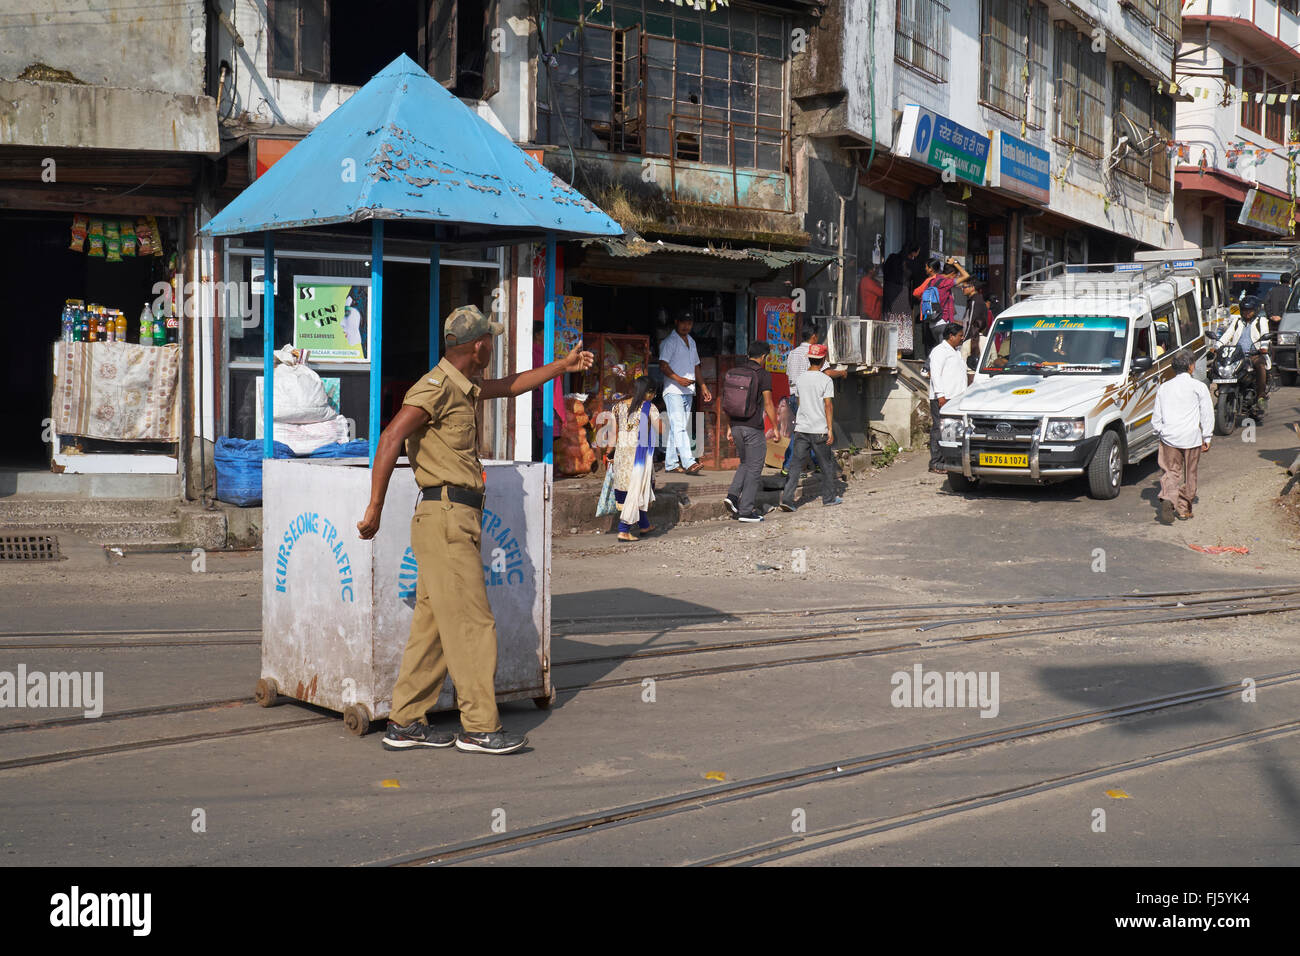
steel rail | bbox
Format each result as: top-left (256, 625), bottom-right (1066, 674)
top-left (371, 670), bottom-right (1300, 867)
top-left (719, 718), bottom-right (1300, 867)
top-left (0, 697), bottom-right (252, 735)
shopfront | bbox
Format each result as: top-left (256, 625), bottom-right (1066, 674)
top-left (0, 197), bottom-right (188, 478)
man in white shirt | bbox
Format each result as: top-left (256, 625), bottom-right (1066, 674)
top-left (928, 322), bottom-right (968, 474)
top-left (1152, 349), bottom-right (1213, 522)
top-left (778, 344), bottom-right (841, 511)
top-left (657, 310), bottom-right (712, 474)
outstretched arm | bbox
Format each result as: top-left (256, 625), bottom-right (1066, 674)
top-left (479, 347), bottom-right (594, 400)
top-left (357, 404), bottom-right (431, 540)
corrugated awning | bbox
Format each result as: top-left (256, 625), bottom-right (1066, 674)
top-left (581, 236), bottom-right (832, 269)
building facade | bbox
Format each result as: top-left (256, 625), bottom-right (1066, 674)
top-left (1174, 0), bottom-right (1300, 249)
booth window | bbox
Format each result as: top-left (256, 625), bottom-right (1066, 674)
top-left (1052, 21), bottom-right (1105, 158)
top-left (538, 0), bottom-right (788, 173)
top-left (980, 0), bottom-right (1048, 129)
top-left (268, 0), bottom-right (329, 81)
top-left (1242, 67), bottom-right (1263, 133)
top-left (895, 0), bottom-right (949, 82)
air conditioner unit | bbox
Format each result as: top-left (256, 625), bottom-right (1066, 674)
top-left (860, 319), bottom-right (898, 368)
top-left (826, 317), bottom-right (864, 365)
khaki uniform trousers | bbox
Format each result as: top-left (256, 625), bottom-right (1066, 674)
top-left (1157, 442), bottom-right (1202, 517)
top-left (389, 499), bottom-right (500, 732)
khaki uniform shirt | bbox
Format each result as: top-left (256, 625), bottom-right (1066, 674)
top-left (402, 358), bottom-right (484, 493)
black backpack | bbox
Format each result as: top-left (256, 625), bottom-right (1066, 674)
top-left (722, 362), bottom-right (762, 420)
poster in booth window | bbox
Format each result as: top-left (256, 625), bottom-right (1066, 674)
top-left (293, 277), bottom-right (370, 362)
top-left (757, 297), bottom-right (797, 375)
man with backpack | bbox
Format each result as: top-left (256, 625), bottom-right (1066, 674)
top-left (723, 341), bottom-right (778, 523)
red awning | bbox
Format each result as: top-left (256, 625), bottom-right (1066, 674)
top-left (1174, 166), bottom-right (1250, 202)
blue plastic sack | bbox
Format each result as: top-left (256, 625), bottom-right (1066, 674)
top-left (309, 440), bottom-right (370, 458)
top-left (214, 437), bottom-right (295, 507)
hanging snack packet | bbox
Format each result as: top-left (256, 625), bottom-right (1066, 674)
top-left (121, 219), bottom-right (137, 256)
top-left (105, 220), bottom-right (122, 262)
top-left (88, 219), bottom-right (105, 257)
top-left (148, 216), bottom-right (164, 256)
top-left (69, 215), bottom-right (88, 252)
top-left (135, 217), bottom-right (153, 256)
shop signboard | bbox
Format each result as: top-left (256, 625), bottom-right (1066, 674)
top-left (1237, 188), bottom-right (1293, 235)
top-left (894, 104), bottom-right (990, 186)
top-left (757, 297), bottom-right (796, 375)
top-left (293, 276), bottom-right (371, 362)
top-left (989, 130), bottom-right (1050, 204)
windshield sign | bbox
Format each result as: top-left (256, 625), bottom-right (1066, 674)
top-left (981, 315), bottom-right (1129, 375)
top-left (1229, 271), bottom-right (1284, 305)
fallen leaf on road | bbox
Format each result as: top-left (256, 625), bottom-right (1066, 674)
top-left (705, 771), bottom-right (727, 782)
top-left (381, 779), bottom-right (400, 789)
top-left (1105, 789), bottom-right (1131, 799)
top-left (1189, 544), bottom-right (1250, 555)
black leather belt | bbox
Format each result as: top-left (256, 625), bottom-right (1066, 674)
top-left (421, 485), bottom-right (484, 510)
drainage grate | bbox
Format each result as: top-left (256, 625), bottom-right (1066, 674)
top-left (0, 535), bottom-right (61, 560)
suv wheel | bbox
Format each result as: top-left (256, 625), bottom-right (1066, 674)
top-left (1087, 430), bottom-right (1122, 500)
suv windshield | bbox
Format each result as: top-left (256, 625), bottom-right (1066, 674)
top-left (980, 315), bottom-right (1129, 374)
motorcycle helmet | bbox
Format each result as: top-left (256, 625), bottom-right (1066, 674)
top-left (1240, 295), bottom-right (1261, 314)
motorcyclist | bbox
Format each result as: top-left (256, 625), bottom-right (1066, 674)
top-left (1218, 296), bottom-right (1270, 411)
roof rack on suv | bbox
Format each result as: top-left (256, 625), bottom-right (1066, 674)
top-left (1014, 261), bottom-right (1178, 301)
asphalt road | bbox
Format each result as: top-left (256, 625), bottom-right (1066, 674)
top-left (0, 386), bottom-right (1296, 867)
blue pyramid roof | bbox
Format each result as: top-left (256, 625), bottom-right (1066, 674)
top-left (201, 54), bottom-right (622, 243)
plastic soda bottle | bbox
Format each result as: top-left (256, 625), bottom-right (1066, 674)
top-left (61, 307), bottom-right (73, 343)
top-left (138, 303), bottom-right (152, 345)
top-left (89, 309), bottom-right (99, 342)
top-left (115, 311), bottom-right (127, 342)
top-left (153, 304), bottom-right (166, 346)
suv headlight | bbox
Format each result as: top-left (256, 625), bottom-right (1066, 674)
top-left (1277, 331), bottom-right (1298, 346)
top-left (940, 418), bottom-right (964, 443)
top-left (1046, 418), bottom-right (1085, 441)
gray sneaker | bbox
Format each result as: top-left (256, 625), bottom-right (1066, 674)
top-left (382, 721), bottom-right (456, 750)
top-left (456, 730), bottom-right (529, 755)
top-left (824, 496), bottom-right (843, 506)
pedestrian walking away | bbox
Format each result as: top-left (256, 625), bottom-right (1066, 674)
top-left (780, 343), bottom-right (841, 510)
top-left (658, 309), bottom-right (711, 474)
top-left (928, 322), bottom-right (968, 474)
top-left (357, 304), bottom-right (594, 755)
top-left (605, 375), bottom-right (663, 541)
top-left (781, 329), bottom-right (817, 477)
top-left (723, 341), bottom-right (778, 522)
top-left (1264, 274), bottom-right (1291, 333)
top-left (1152, 349), bottom-right (1213, 522)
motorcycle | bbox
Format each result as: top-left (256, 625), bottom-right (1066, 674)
top-left (1208, 331), bottom-right (1273, 436)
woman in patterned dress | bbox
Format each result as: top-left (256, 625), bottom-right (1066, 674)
top-left (605, 376), bottom-right (662, 542)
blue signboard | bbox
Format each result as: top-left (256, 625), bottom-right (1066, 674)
top-left (990, 130), bottom-right (1050, 203)
top-left (897, 105), bottom-right (991, 185)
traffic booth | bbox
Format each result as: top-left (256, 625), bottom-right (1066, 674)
top-left (200, 54), bottom-right (622, 734)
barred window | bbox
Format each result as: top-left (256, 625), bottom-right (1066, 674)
top-left (1242, 66), bottom-right (1263, 132)
top-left (981, 0), bottom-right (1048, 129)
top-left (1265, 74), bottom-right (1287, 142)
top-left (1112, 63), bottom-right (1171, 192)
top-left (1053, 22), bottom-right (1105, 157)
top-left (896, 0), bottom-right (950, 82)
top-left (538, 0), bottom-right (788, 172)
top-left (1156, 0), bottom-right (1181, 42)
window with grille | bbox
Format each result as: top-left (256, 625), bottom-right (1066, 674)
top-left (1265, 75), bottom-right (1288, 142)
top-left (1053, 22), bottom-right (1105, 157)
top-left (1242, 66), bottom-right (1263, 132)
top-left (1111, 64), bottom-right (1172, 192)
top-left (981, 0), bottom-right (1048, 129)
top-left (538, 0), bottom-right (788, 172)
top-left (895, 0), bottom-right (950, 82)
top-left (1155, 0), bottom-right (1182, 40)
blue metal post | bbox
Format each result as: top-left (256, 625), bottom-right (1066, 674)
top-left (429, 243), bottom-right (441, 368)
top-left (369, 221), bottom-right (384, 467)
top-left (263, 232), bottom-right (275, 460)
top-left (543, 233), bottom-right (556, 466)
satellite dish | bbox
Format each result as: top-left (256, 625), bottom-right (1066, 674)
top-left (1115, 112), bottom-right (1159, 155)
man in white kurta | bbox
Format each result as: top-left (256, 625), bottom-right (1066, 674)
top-left (1152, 349), bottom-right (1213, 521)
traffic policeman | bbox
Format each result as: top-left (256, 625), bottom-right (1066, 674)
top-left (357, 305), bottom-right (593, 754)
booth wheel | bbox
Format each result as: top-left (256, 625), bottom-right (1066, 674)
top-left (254, 678), bottom-right (280, 708)
top-left (533, 687), bottom-right (556, 710)
top-left (343, 704), bottom-right (372, 736)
